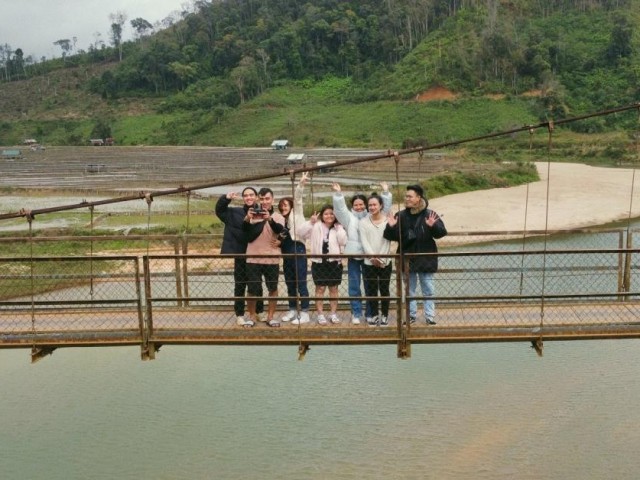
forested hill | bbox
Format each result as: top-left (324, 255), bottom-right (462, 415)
top-left (0, 0), bottom-right (639, 146)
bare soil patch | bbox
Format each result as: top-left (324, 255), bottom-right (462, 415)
top-left (415, 86), bottom-right (457, 102)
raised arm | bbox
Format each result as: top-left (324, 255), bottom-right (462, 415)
top-left (331, 182), bottom-right (352, 228)
top-left (380, 182), bottom-right (392, 213)
top-left (214, 192), bottom-right (236, 223)
top-left (292, 172), bottom-right (309, 229)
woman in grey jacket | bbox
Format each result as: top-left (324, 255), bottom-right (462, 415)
top-left (332, 182), bottom-right (391, 325)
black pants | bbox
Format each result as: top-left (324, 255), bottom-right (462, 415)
top-left (362, 263), bottom-right (392, 317)
top-left (233, 257), bottom-right (263, 316)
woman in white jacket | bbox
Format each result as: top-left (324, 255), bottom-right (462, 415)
top-left (296, 204), bottom-right (347, 325)
top-left (332, 182), bottom-right (392, 325)
top-left (359, 193), bottom-right (392, 327)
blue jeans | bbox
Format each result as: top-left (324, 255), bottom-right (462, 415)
top-left (408, 271), bottom-right (435, 320)
top-left (347, 258), bottom-right (371, 318)
top-left (282, 241), bottom-right (310, 311)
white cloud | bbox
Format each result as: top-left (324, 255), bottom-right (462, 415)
top-left (1, 0), bottom-right (187, 60)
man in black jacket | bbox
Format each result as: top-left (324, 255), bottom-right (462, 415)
top-left (384, 184), bottom-right (447, 325)
top-left (215, 187), bottom-right (263, 327)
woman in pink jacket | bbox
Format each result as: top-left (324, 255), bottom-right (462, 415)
top-left (297, 204), bottom-right (347, 325)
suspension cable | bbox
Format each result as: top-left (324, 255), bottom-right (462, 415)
top-left (519, 127), bottom-right (535, 297)
top-left (144, 193), bottom-right (153, 257)
top-left (536, 120), bottom-right (555, 355)
top-left (89, 204), bottom-right (95, 300)
top-left (621, 107), bottom-right (640, 292)
top-left (286, 171), bottom-right (304, 345)
top-left (22, 209), bottom-right (36, 349)
top-left (185, 188), bottom-right (191, 234)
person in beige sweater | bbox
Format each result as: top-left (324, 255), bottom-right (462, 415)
top-left (359, 193), bottom-right (392, 327)
top-left (243, 187), bottom-right (286, 327)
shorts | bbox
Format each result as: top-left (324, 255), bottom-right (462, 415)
top-left (246, 263), bottom-right (279, 295)
top-left (311, 261), bottom-right (343, 287)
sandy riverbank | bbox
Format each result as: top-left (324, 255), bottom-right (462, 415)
top-left (431, 162), bottom-right (640, 232)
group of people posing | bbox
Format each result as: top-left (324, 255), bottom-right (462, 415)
top-left (215, 173), bottom-right (447, 328)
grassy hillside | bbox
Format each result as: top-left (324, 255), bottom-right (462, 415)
top-left (0, 69), bottom-right (539, 147)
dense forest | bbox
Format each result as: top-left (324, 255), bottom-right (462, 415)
top-left (0, 0), bottom-right (638, 145)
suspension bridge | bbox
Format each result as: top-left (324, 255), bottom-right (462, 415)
top-left (1, 104), bottom-right (639, 362)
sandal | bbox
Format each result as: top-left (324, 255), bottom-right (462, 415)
top-left (267, 319), bottom-right (281, 328)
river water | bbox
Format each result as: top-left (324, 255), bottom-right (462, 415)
top-left (3, 221), bottom-right (640, 479)
top-left (2, 339), bottom-right (640, 479)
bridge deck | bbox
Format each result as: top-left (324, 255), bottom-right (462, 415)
top-left (3, 303), bottom-right (639, 355)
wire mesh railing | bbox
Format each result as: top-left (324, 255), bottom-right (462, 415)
top-left (1, 241), bottom-right (639, 360)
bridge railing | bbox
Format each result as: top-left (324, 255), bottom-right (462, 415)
top-left (2, 244), bottom-right (638, 347)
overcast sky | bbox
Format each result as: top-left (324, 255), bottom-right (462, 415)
top-left (2, 0), bottom-right (187, 60)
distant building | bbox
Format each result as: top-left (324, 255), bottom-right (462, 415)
top-left (287, 153), bottom-right (306, 164)
top-left (23, 139), bottom-right (37, 145)
top-left (271, 139), bottom-right (289, 150)
top-left (90, 139), bottom-right (105, 146)
top-left (2, 149), bottom-right (22, 159)
top-left (317, 160), bottom-right (336, 173)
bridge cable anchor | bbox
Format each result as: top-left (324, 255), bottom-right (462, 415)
top-left (31, 345), bottom-right (56, 363)
top-left (530, 338), bottom-right (543, 357)
top-left (297, 344), bottom-right (310, 361)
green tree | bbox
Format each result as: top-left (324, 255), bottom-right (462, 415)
top-left (131, 17), bottom-right (153, 40)
top-left (109, 11), bottom-right (128, 61)
top-left (230, 55), bottom-right (258, 104)
top-left (606, 14), bottom-right (633, 65)
top-left (90, 117), bottom-right (112, 140)
top-left (53, 39), bottom-right (72, 63)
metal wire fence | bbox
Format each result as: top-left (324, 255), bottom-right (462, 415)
top-left (1, 235), bottom-right (638, 338)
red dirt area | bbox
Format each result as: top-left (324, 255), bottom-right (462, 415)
top-left (415, 86), bottom-right (457, 102)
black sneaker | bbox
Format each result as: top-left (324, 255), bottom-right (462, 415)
top-left (426, 318), bottom-right (437, 325)
top-left (407, 316), bottom-right (416, 325)
top-left (379, 315), bottom-right (389, 326)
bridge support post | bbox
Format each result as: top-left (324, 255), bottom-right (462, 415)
top-left (397, 332), bottom-right (411, 359)
top-left (141, 342), bottom-right (159, 361)
top-left (531, 338), bottom-right (543, 357)
top-left (31, 345), bottom-right (56, 363)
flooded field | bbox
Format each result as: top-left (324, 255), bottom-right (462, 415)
top-left (0, 146), bottom-right (403, 233)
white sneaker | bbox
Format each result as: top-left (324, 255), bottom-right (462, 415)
top-left (317, 314), bottom-right (328, 325)
top-left (351, 316), bottom-right (361, 325)
top-left (329, 313), bottom-right (341, 324)
top-left (379, 315), bottom-right (389, 326)
top-left (236, 316), bottom-right (254, 327)
top-left (291, 312), bottom-right (310, 325)
top-left (366, 316), bottom-right (378, 327)
top-left (281, 310), bottom-right (297, 322)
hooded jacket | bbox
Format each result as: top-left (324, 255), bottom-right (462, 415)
top-left (215, 195), bottom-right (251, 254)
